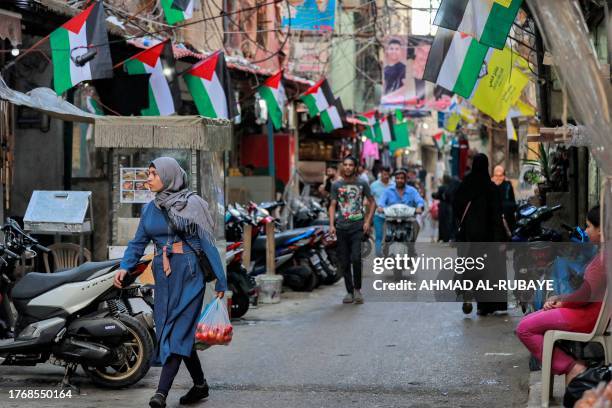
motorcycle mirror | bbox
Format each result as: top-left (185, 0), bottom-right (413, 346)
top-left (24, 249), bottom-right (37, 260)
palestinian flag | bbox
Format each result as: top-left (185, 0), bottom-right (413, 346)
top-left (390, 116), bottom-right (410, 152)
top-left (422, 28), bottom-right (489, 98)
top-left (320, 98), bottom-right (345, 133)
top-left (124, 41), bottom-right (181, 116)
top-left (161, 0), bottom-right (194, 25)
top-left (375, 115), bottom-right (395, 144)
top-left (50, 1), bottom-right (113, 95)
top-left (433, 0), bottom-right (523, 49)
top-left (357, 111), bottom-right (377, 140)
top-left (433, 131), bottom-right (448, 150)
top-left (300, 78), bottom-right (335, 118)
top-left (258, 71), bottom-right (285, 130)
top-left (86, 96), bottom-right (105, 115)
top-left (184, 52), bottom-right (237, 119)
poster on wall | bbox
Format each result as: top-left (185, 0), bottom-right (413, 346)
top-left (381, 36), bottom-right (453, 111)
top-left (288, 36), bottom-right (330, 79)
top-left (120, 168), bottom-right (155, 204)
top-left (282, 0), bottom-right (336, 32)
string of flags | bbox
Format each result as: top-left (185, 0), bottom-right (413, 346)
top-left (48, 1), bottom-right (351, 134)
top-left (419, 0), bottom-right (535, 142)
top-left (47, 0), bottom-right (535, 142)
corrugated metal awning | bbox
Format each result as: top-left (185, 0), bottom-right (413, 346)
top-left (0, 74), bottom-right (98, 123)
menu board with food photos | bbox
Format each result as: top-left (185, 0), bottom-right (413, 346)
top-left (120, 168), bottom-right (155, 204)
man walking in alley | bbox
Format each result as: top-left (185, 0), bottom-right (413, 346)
top-left (492, 165), bottom-right (517, 234)
top-left (329, 156), bottom-right (375, 304)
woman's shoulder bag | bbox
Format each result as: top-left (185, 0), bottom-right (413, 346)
top-left (161, 209), bottom-right (217, 283)
top-left (455, 201), bottom-right (472, 242)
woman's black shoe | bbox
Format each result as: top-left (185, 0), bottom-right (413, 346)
top-left (462, 302), bottom-right (473, 314)
top-left (179, 382), bottom-right (209, 405)
top-left (149, 393), bottom-right (167, 408)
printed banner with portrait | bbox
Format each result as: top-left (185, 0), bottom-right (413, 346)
top-left (381, 36), bottom-right (453, 111)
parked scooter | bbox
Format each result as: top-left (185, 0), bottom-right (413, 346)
top-left (231, 204), bottom-right (318, 292)
top-left (511, 204), bottom-right (562, 313)
top-left (0, 218), bottom-right (155, 390)
top-left (290, 197), bottom-right (328, 228)
top-left (512, 204), bottom-right (563, 243)
top-left (225, 241), bottom-right (257, 319)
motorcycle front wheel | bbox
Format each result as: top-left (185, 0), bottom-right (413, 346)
top-left (83, 314), bottom-right (154, 388)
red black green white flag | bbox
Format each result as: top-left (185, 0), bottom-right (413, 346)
top-left (375, 115), bottom-right (395, 144)
top-left (432, 131), bottom-right (448, 150)
top-left (161, 0), bottom-right (194, 25)
top-left (389, 113), bottom-right (410, 152)
top-left (300, 78), bottom-right (335, 119)
top-left (123, 41), bottom-right (182, 116)
top-left (320, 98), bottom-right (345, 133)
top-left (422, 28), bottom-right (489, 98)
top-left (433, 0), bottom-right (523, 49)
top-left (184, 52), bottom-right (237, 120)
top-left (357, 111), bottom-right (377, 140)
top-left (50, 1), bottom-right (113, 95)
top-left (258, 71), bottom-right (286, 130)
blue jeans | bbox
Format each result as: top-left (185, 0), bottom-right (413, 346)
top-left (373, 214), bottom-right (385, 256)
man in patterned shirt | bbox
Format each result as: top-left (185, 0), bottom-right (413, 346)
top-left (329, 156), bottom-right (375, 304)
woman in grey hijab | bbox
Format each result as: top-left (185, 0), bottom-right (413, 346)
top-left (114, 157), bottom-right (227, 408)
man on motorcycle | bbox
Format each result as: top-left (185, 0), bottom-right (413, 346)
top-left (370, 167), bottom-right (395, 257)
top-left (378, 168), bottom-right (425, 249)
top-left (378, 168), bottom-right (425, 214)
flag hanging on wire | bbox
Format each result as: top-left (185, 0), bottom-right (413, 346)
top-left (433, 0), bottom-right (523, 49)
top-left (375, 115), bottom-right (395, 144)
top-left (50, 1), bottom-right (113, 95)
top-left (390, 113), bottom-right (411, 152)
top-left (432, 131), bottom-right (448, 150)
top-left (124, 41), bottom-right (182, 116)
top-left (161, 0), bottom-right (194, 25)
top-left (258, 71), bottom-right (286, 130)
top-left (357, 111), bottom-right (377, 140)
top-left (300, 78), bottom-right (335, 119)
top-left (422, 28), bottom-right (489, 98)
top-left (184, 52), bottom-right (237, 119)
top-left (320, 98), bottom-right (346, 133)
top-left (92, 73), bottom-right (151, 115)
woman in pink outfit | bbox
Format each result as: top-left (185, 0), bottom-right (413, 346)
top-left (516, 206), bottom-right (605, 385)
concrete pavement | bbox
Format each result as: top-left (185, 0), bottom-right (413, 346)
top-left (0, 282), bottom-right (531, 407)
top-left (0, 220), bottom-right (533, 407)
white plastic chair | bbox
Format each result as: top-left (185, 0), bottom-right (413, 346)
top-left (541, 291), bottom-right (611, 407)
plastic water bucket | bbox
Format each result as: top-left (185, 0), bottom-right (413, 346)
top-left (257, 275), bottom-right (282, 304)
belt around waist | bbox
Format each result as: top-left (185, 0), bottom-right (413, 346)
top-left (154, 241), bottom-right (196, 256)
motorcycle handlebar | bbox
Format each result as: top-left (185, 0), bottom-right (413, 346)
top-left (0, 246), bottom-right (18, 259)
top-left (34, 243), bottom-right (51, 254)
top-left (551, 205), bottom-right (562, 211)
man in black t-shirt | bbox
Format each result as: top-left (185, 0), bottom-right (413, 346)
top-left (329, 156), bottom-right (375, 304)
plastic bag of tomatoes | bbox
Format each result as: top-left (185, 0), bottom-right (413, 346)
top-left (195, 298), bottom-right (233, 350)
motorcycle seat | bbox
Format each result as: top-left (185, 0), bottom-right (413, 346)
top-left (11, 260), bottom-right (119, 300)
top-left (252, 228), bottom-right (315, 252)
top-left (259, 201), bottom-right (285, 212)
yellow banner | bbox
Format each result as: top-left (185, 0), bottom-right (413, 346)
top-left (445, 113), bottom-right (461, 132)
top-left (470, 47), bottom-right (530, 122)
top-left (495, 0), bottom-right (512, 7)
top-left (514, 99), bottom-right (536, 117)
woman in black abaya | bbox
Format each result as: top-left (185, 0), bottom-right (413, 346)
top-left (453, 153), bottom-right (507, 315)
